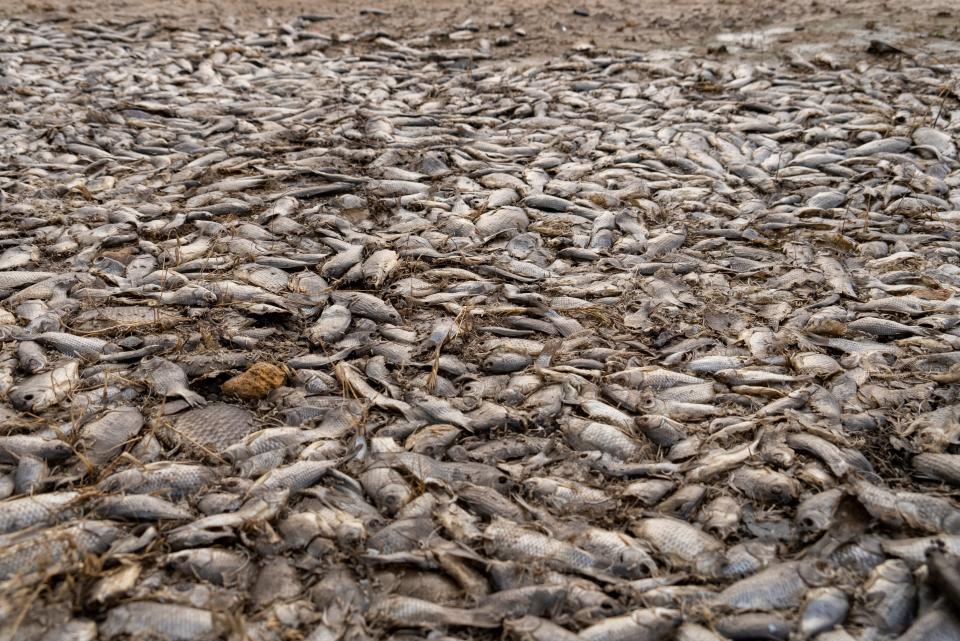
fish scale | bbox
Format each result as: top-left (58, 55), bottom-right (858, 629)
top-left (158, 403), bottom-right (257, 454)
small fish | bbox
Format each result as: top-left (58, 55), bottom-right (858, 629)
top-left (858, 559), bottom-right (916, 634)
top-left (714, 561), bottom-right (829, 611)
top-left (0, 491), bottom-right (80, 534)
top-left (504, 616), bottom-right (580, 641)
top-left (100, 602), bottom-right (219, 640)
top-left (15, 341), bottom-right (47, 374)
top-left (9, 361), bottom-right (79, 412)
top-left (631, 517), bottom-right (725, 576)
top-left (95, 494), bottom-right (193, 521)
top-left (78, 406), bottom-right (144, 466)
top-left (98, 462), bottom-right (217, 499)
top-left (163, 548), bottom-right (252, 587)
top-left (485, 517), bottom-right (617, 582)
top-left (577, 608), bottom-right (681, 641)
top-left (799, 587), bottom-right (848, 639)
top-left (369, 596), bottom-right (498, 629)
top-left (913, 453), bottom-right (960, 486)
top-left (135, 357), bottom-right (205, 407)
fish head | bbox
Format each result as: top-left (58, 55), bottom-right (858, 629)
top-left (615, 551), bottom-right (658, 579)
top-left (77, 520), bottom-right (125, 550)
top-left (10, 381), bottom-right (58, 412)
top-left (799, 559), bottom-right (833, 587)
top-left (916, 426), bottom-right (951, 452)
top-left (334, 520), bottom-right (366, 548)
top-left (943, 511), bottom-right (960, 535)
top-left (377, 483), bottom-right (411, 516)
top-left (633, 607), bottom-right (683, 631)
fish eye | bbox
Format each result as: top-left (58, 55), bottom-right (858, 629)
top-left (22, 393), bottom-right (34, 401)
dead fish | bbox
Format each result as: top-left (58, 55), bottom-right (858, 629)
top-left (631, 517), bottom-right (725, 576)
top-left (504, 616), bottom-right (580, 641)
top-left (100, 602), bottom-right (220, 640)
top-left (913, 453), bottom-right (960, 486)
top-left (0, 435), bottom-right (73, 464)
top-left (577, 608), bottom-right (681, 641)
top-left (714, 561), bottom-right (829, 611)
top-left (95, 494), bottom-right (193, 521)
top-left (9, 361), bottom-right (79, 412)
top-left (799, 587), bottom-right (848, 638)
top-left (369, 596), bottom-right (498, 629)
top-left (78, 406), bottom-right (144, 466)
top-left (0, 520), bottom-right (120, 584)
top-left (0, 491), bottom-right (80, 534)
top-left (97, 462), bottom-right (218, 499)
top-left (135, 357), bottom-right (205, 407)
top-left (484, 517), bottom-right (618, 582)
top-left (163, 548), bottom-right (252, 586)
top-left (16, 341), bottom-right (47, 374)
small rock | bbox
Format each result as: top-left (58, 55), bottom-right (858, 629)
top-left (222, 363), bottom-right (286, 400)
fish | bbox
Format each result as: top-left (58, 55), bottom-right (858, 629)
top-left (631, 517), bottom-right (725, 576)
top-left (100, 602), bottom-right (220, 640)
top-left (484, 517), bottom-right (619, 582)
top-left (9, 361), bottom-right (79, 412)
top-left (0, 520), bottom-right (120, 585)
top-left (577, 608), bottom-right (681, 641)
top-left (135, 357), bottom-right (205, 407)
top-left (163, 548), bottom-right (253, 587)
top-left (799, 587), bottom-right (848, 638)
top-left (95, 494), bottom-right (194, 521)
top-left (858, 559), bottom-right (916, 634)
top-left (504, 616), bottom-right (580, 641)
top-left (0, 492), bottom-right (80, 535)
top-left (16, 340), bottom-right (47, 374)
top-left (0, 435), bottom-right (72, 465)
top-left (714, 561), bottom-right (829, 611)
top-left (97, 463), bottom-right (218, 499)
top-left (369, 595), bottom-right (499, 629)
top-left (77, 406), bottom-right (144, 466)
top-left (913, 453), bottom-right (960, 486)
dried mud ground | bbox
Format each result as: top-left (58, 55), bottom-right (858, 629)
top-left (4, 0), bottom-right (960, 63)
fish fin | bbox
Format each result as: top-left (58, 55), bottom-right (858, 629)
top-left (178, 389), bottom-right (207, 407)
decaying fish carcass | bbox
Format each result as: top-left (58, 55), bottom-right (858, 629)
top-left (0, 10), bottom-right (959, 641)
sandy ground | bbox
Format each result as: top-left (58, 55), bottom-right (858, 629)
top-left (3, 0), bottom-right (960, 62)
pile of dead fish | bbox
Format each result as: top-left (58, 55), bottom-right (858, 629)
top-left (1, 14), bottom-right (960, 641)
